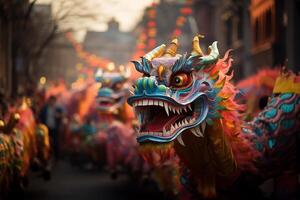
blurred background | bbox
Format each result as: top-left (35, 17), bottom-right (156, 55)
top-left (0, 0), bottom-right (299, 199)
top-left (0, 0), bottom-right (299, 96)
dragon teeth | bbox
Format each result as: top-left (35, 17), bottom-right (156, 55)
top-left (201, 122), bottom-right (206, 133)
top-left (177, 134), bottom-right (185, 146)
top-left (170, 124), bottom-right (175, 131)
top-left (191, 128), bottom-right (199, 137)
top-left (143, 100), bottom-right (148, 106)
top-left (196, 126), bottom-right (204, 137)
top-left (159, 101), bottom-right (164, 107)
top-left (149, 99), bottom-right (153, 105)
top-left (174, 123), bottom-right (178, 129)
top-left (164, 102), bottom-right (169, 116)
top-left (184, 119), bottom-right (188, 125)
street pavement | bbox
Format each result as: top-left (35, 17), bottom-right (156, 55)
top-left (23, 161), bottom-right (165, 200)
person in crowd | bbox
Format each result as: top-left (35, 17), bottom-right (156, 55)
top-left (39, 95), bottom-right (62, 160)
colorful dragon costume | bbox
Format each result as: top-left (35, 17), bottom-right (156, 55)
top-left (0, 114), bottom-right (24, 196)
top-left (127, 36), bottom-right (300, 199)
top-left (92, 66), bottom-right (145, 174)
top-left (0, 99), bottom-right (51, 197)
top-left (236, 68), bottom-right (280, 120)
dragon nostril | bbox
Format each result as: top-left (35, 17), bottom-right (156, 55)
top-left (133, 76), bottom-right (167, 95)
top-left (142, 77), bottom-right (148, 90)
top-left (136, 78), bottom-right (144, 92)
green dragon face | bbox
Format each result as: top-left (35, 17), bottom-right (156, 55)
top-left (128, 37), bottom-right (221, 145)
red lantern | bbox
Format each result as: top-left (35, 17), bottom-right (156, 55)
top-left (148, 28), bottom-right (157, 37)
top-left (173, 29), bottom-right (182, 37)
top-left (180, 7), bottom-right (192, 15)
top-left (148, 39), bottom-right (156, 48)
top-left (148, 21), bottom-right (157, 27)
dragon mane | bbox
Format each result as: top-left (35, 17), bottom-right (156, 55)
top-left (207, 51), bottom-right (260, 172)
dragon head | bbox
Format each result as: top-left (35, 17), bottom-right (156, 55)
top-left (128, 36), bottom-right (260, 197)
top-left (95, 65), bottom-right (131, 113)
top-left (128, 36), bottom-right (227, 145)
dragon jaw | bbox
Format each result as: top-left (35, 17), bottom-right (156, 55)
top-left (128, 77), bottom-right (212, 145)
top-left (97, 88), bottom-right (128, 112)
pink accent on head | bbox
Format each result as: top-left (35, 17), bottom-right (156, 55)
top-left (152, 57), bottom-right (179, 69)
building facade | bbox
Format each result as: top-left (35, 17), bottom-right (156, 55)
top-left (193, 0), bottom-right (300, 80)
top-left (83, 19), bottom-right (135, 66)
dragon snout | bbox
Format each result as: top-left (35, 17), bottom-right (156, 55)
top-left (134, 77), bottom-right (168, 96)
top-left (97, 87), bottom-right (114, 97)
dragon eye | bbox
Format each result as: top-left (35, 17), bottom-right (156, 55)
top-left (171, 72), bottom-right (192, 88)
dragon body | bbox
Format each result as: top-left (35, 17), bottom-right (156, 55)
top-left (128, 37), bottom-right (300, 199)
top-left (236, 68), bottom-right (280, 120)
top-left (0, 100), bottom-right (51, 196)
top-left (93, 66), bottom-right (144, 174)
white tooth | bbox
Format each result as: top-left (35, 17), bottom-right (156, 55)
top-left (144, 100), bottom-right (149, 106)
top-left (195, 126), bottom-right (203, 137)
top-left (164, 102), bottom-right (169, 116)
top-left (191, 128), bottom-right (200, 137)
top-left (149, 99), bottom-right (153, 105)
top-left (168, 106), bottom-right (172, 113)
top-left (183, 107), bottom-right (187, 112)
top-left (179, 108), bottom-right (182, 114)
top-left (201, 122), bottom-right (206, 133)
top-left (177, 134), bottom-right (185, 146)
top-left (154, 100), bottom-right (159, 106)
top-left (176, 108), bottom-right (180, 114)
top-left (184, 119), bottom-right (188, 125)
top-left (179, 121), bottom-right (182, 127)
top-left (174, 123), bottom-right (178, 129)
top-left (165, 130), bottom-right (169, 136)
top-left (170, 107), bottom-right (174, 113)
top-left (170, 125), bottom-right (175, 131)
top-left (159, 101), bottom-right (164, 107)
top-left (171, 107), bottom-right (176, 114)
top-left (188, 105), bottom-right (192, 111)
top-left (163, 127), bottom-right (166, 135)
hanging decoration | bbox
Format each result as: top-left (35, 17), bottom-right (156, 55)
top-left (146, 3), bottom-right (157, 50)
top-left (65, 32), bottom-right (112, 68)
top-left (171, 0), bottom-right (193, 38)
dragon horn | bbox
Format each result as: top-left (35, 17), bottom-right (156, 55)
top-left (198, 41), bottom-right (220, 66)
top-left (191, 34), bottom-right (205, 56)
top-left (144, 44), bottom-right (166, 61)
top-left (163, 38), bottom-right (178, 57)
